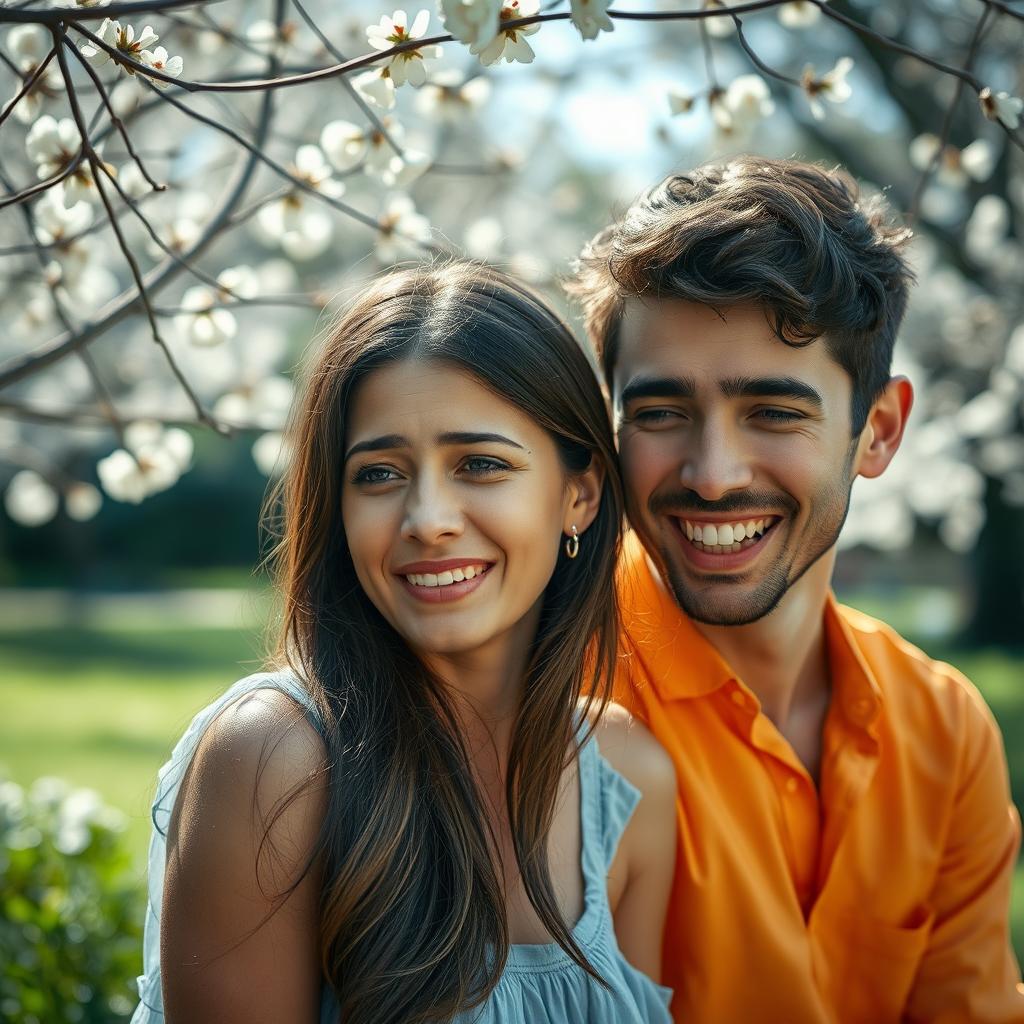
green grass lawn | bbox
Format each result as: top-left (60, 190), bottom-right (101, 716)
top-left (2, 600), bottom-right (1023, 961)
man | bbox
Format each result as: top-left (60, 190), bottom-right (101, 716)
top-left (569, 157), bottom-right (1024, 1023)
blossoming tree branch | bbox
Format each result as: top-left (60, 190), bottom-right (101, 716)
top-left (0, 0), bottom-right (1021, 588)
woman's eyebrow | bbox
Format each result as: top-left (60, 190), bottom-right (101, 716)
top-left (436, 431), bottom-right (524, 449)
top-left (344, 431), bottom-right (524, 462)
top-left (344, 434), bottom-right (407, 461)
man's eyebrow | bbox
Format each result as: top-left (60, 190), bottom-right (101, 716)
top-left (719, 376), bottom-right (823, 409)
top-left (344, 431), bottom-right (524, 462)
top-left (619, 375), bottom-right (696, 406)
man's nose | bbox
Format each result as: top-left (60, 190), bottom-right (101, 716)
top-left (678, 422), bottom-right (755, 501)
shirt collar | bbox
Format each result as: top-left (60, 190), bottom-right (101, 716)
top-left (620, 531), bottom-right (885, 725)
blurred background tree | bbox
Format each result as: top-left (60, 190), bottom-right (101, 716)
top-left (0, 0), bottom-right (1021, 641)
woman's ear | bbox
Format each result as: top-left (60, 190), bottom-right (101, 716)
top-left (855, 376), bottom-right (914, 480)
top-left (563, 460), bottom-right (604, 536)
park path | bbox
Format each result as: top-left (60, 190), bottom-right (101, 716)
top-left (0, 587), bottom-right (268, 630)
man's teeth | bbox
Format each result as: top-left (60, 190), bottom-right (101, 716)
top-left (681, 518), bottom-right (772, 553)
top-left (405, 564), bottom-right (488, 587)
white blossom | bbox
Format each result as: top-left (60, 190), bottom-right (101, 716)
top-left (707, 88), bottom-right (732, 131)
top-left (415, 70), bottom-right (491, 121)
top-left (366, 10), bottom-right (441, 88)
top-left (376, 194), bottom-right (432, 263)
top-left (464, 216), bottom-right (504, 258)
top-left (569, 0), bottom-right (613, 41)
top-left (6, 24), bottom-right (63, 124)
top-left (979, 88), bottom-right (1023, 130)
top-left (79, 19), bottom-right (159, 77)
top-left (256, 146), bottom-right (342, 260)
top-left (139, 45), bottom-right (184, 89)
top-left (471, 0), bottom-right (540, 66)
top-left (778, 1), bottom-right (825, 29)
top-left (118, 160), bottom-right (150, 199)
top-left (667, 89), bottom-right (696, 116)
top-left (26, 115), bottom-right (79, 177)
top-left (64, 481), bottom-right (102, 521)
top-left (353, 69), bottom-right (397, 111)
top-left (381, 147), bottom-right (431, 188)
top-left (97, 424), bottom-right (193, 504)
top-left (701, 0), bottom-right (734, 38)
top-left (178, 286), bottom-right (237, 346)
top-left (4, 470), bottom-right (59, 527)
top-left (256, 198), bottom-right (333, 261)
top-left (176, 265), bottom-right (258, 349)
top-left (245, 19), bottom-right (300, 60)
top-left (909, 134), bottom-right (995, 188)
top-left (722, 74), bottom-right (774, 133)
top-left (321, 118), bottom-right (403, 177)
top-left (801, 56), bottom-right (853, 120)
top-left (33, 189), bottom-right (93, 245)
top-left (214, 376), bottom-right (295, 429)
top-left (439, 0), bottom-right (503, 50)
top-left (252, 432), bottom-right (290, 476)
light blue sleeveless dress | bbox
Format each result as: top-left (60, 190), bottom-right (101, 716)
top-left (131, 669), bottom-right (673, 1024)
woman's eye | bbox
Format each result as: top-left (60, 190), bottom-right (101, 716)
top-left (351, 466), bottom-right (400, 485)
top-left (755, 408), bottom-right (803, 424)
top-left (461, 456), bottom-right (511, 476)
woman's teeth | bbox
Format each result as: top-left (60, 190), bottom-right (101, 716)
top-left (405, 564), bottom-right (488, 587)
top-left (680, 518), bottom-right (775, 554)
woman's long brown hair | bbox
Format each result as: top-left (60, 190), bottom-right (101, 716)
top-left (259, 261), bottom-right (624, 1024)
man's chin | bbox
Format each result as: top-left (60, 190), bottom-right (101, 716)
top-left (663, 562), bottom-right (790, 627)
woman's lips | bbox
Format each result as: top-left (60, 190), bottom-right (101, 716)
top-left (395, 562), bottom-right (493, 604)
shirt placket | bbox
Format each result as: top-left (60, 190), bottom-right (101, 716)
top-left (723, 679), bottom-right (822, 916)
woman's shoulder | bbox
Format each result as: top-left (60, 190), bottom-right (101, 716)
top-left (188, 683), bottom-right (327, 814)
top-left (585, 700), bottom-right (676, 802)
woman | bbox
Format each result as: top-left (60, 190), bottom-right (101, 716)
top-left (132, 262), bottom-right (676, 1024)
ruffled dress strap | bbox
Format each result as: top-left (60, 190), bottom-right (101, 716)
top-left (130, 668), bottom-right (318, 1023)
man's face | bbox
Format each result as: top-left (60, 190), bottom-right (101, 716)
top-left (614, 298), bottom-right (862, 626)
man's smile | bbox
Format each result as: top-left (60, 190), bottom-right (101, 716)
top-left (666, 514), bottom-right (783, 572)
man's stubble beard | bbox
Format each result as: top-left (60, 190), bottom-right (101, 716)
top-left (646, 441), bottom-right (860, 627)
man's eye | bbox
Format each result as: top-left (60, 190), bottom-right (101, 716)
top-left (351, 466), bottom-right (400, 484)
top-left (630, 409), bottom-right (682, 425)
top-left (461, 457), bottom-right (511, 476)
top-left (755, 408), bottom-right (803, 423)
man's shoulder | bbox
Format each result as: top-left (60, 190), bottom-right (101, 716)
top-left (836, 601), bottom-right (1002, 745)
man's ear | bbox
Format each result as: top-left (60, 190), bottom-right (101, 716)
top-left (564, 460), bottom-right (605, 537)
top-left (855, 376), bottom-right (914, 480)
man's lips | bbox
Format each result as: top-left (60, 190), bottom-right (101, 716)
top-left (665, 513), bottom-right (782, 570)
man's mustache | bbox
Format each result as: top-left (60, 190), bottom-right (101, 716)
top-left (648, 490), bottom-right (798, 517)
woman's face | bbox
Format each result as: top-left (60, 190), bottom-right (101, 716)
top-left (341, 359), bottom-right (593, 662)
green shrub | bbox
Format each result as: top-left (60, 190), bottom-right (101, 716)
top-left (0, 777), bottom-right (143, 1024)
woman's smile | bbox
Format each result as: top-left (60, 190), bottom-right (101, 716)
top-left (395, 558), bottom-right (496, 603)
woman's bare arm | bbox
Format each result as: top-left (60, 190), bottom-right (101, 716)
top-left (592, 703), bottom-right (677, 982)
top-left (161, 688), bottom-right (328, 1024)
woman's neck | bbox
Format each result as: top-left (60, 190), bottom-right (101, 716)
top-left (421, 603), bottom-right (541, 762)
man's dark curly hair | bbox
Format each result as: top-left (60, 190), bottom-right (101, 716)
top-left (566, 156), bottom-right (915, 434)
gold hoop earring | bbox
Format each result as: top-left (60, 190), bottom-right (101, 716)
top-left (565, 524), bottom-right (580, 559)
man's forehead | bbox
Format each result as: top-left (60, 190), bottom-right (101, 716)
top-left (614, 296), bottom-right (841, 397)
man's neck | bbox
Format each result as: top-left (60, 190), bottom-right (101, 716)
top-left (690, 553), bottom-right (836, 734)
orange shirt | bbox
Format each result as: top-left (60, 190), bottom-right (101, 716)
top-left (615, 535), bottom-right (1024, 1024)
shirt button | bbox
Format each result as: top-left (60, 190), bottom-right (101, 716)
top-left (784, 777), bottom-right (799, 795)
top-left (850, 698), bottom-right (872, 720)
top-left (731, 690), bottom-right (748, 708)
